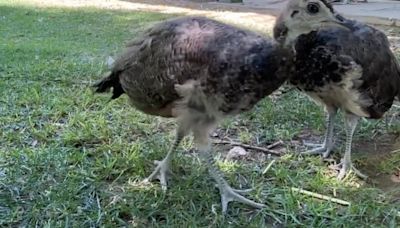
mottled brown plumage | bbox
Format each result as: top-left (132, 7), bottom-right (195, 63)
top-left (94, 16), bottom-right (291, 212)
top-left (274, 0), bottom-right (400, 180)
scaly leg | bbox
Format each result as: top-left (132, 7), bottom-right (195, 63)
top-left (303, 107), bottom-right (337, 158)
top-left (332, 113), bottom-right (368, 180)
top-left (194, 128), bottom-right (265, 213)
top-left (143, 126), bottom-right (186, 190)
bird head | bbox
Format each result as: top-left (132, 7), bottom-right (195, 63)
top-left (273, 0), bottom-right (347, 46)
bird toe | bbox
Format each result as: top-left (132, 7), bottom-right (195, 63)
top-left (219, 186), bottom-right (265, 213)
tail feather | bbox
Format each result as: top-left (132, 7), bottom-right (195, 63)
top-left (93, 71), bottom-right (125, 99)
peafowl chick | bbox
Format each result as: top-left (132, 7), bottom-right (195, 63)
top-left (273, 0), bottom-right (400, 180)
top-left (94, 16), bottom-right (292, 212)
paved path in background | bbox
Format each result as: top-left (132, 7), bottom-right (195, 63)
top-left (25, 0), bottom-right (400, 26)
top-left (211, 0), bottom-right (400, 26)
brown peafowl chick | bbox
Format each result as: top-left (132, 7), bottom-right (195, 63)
top-left (273, 0), bottom-right (400, 180)
top-left (94, 16), bottom-right (292, 212)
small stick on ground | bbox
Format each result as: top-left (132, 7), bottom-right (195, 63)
top-left (213, 140), bottom-right (283, 155)
top-left (291, 187), bottom-right (351, 206)
top-left (265, 141), bottom-right (284, 149)
top-left (391, 149), bottom-right (400, 154)
top-left (262, 159), bottom-right (276, 175)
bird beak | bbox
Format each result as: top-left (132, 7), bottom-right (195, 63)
top-left (321, 12), bottom-right (348, 28)
top-left (333, 13), bottom-right (346, 23)
top-left (273, 16), bottom-right (288, 44)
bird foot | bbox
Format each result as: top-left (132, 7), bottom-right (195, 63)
top-left (302, 142), bottom-right (332, 158)
top-left (219, 185), bottom-right (265, 213)
top-left (329, 162), bottom-right (368, 180)
top-left (143, 159), bottom-right (172, 191)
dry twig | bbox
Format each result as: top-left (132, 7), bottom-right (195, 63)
top-left (213, 139), bottom-right (283, 155)
top-left (262, 159), bottom-right (276, 175)
top-left (391, 148), bottom-right (400, 154)
top-left (291, 187), bottom-right (351, 206)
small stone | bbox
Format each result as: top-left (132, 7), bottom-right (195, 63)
top-left (31, 140), bottom-right (38, 147)
top-left (226, 146), bottom-right (248, 160)
top-left (391, 173), bottom-right (400, 183)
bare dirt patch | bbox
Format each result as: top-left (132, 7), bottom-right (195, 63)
top-left (355, 134), bottom-right (400, 197)
top-left (293, 128), bottom-right (400, 196)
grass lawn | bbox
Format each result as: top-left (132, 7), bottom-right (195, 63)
top-left (0, 0), bottom-right (399, 227)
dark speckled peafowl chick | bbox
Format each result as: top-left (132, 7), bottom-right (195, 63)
top-left (273, 0), bottom-right (400, 180)
top-left (93, 16), bottom-right (292, 213)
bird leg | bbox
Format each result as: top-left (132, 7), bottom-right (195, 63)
top-left (331, 113), bottom-right (368, 180)
top-left (143, 127), bottom-right (185, 190)
top-left (303, 108), bottom-right (337, 158)
top-left (202, 145), bottom-right (265, 213)
top-left (194, 129), bottom-right (265, 213)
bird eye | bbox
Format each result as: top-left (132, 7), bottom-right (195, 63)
top-left (306, 3), bottom-right (320, 15)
